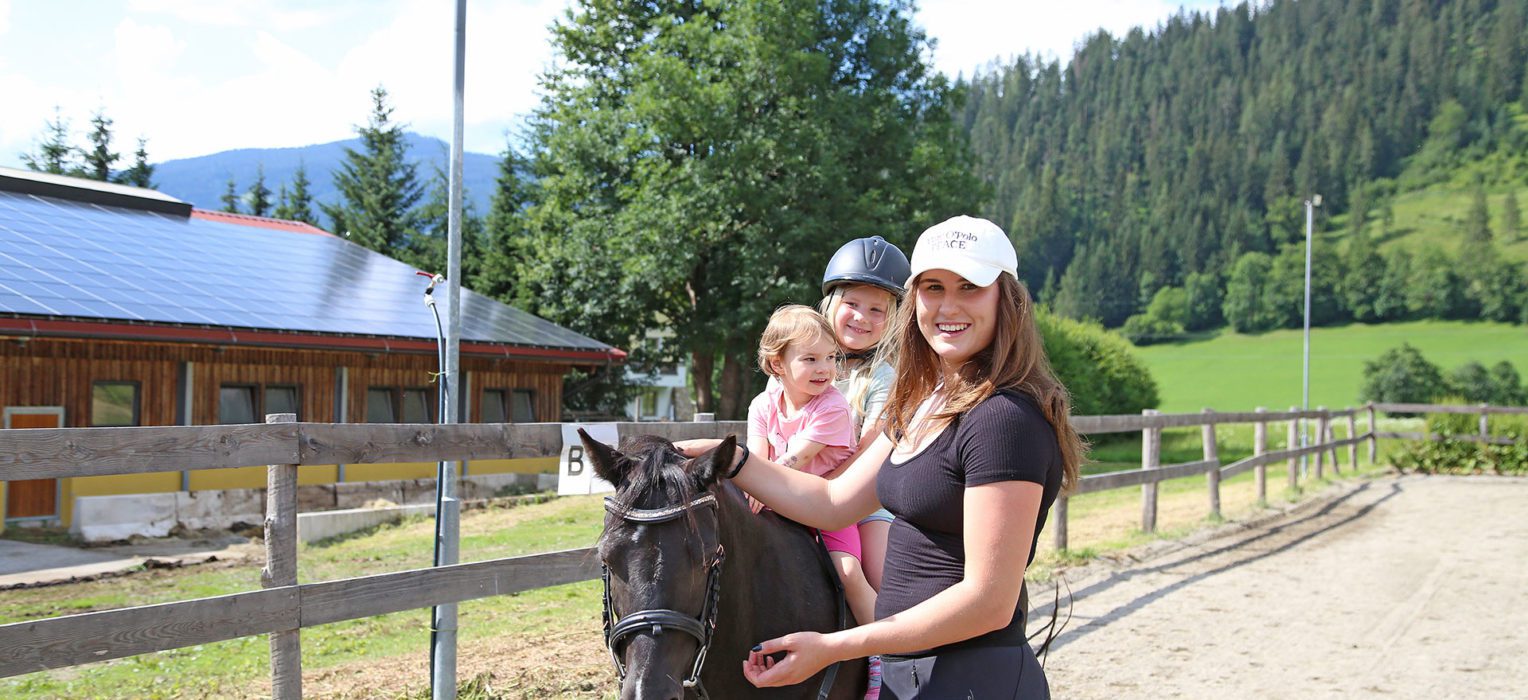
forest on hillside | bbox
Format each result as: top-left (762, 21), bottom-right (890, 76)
top-left (960, 0), bottom-right (1528, 337)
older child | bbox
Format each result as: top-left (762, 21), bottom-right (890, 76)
top-left (747, 304), bottom-right (877, 633)
top-left (819, 235), bottom-right (910, 594)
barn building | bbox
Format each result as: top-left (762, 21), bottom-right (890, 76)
top-left (0, 167), bottom-right (623, 534)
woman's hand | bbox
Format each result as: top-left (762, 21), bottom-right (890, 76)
top-left (741, 632), bottom-right (841, 688)
top-left (673, 438), bottom-right (722, 458)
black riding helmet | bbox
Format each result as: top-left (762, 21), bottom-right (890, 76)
top-left (821, 236), bottom-right (911, 298)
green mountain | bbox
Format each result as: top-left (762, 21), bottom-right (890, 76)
top-left (958, 0), bottom-right (1528, 329)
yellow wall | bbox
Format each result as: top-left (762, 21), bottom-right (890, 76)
top-left (467, 457), bottom-right (559, 475)
top-left (0, 481), bottom-right (6, 534)
top-left (344, 461), bottom-right (439, 482)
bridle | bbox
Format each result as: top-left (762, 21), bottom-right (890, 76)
top-left (601, 492), bottom-right (724, 698)
top-left (600, 488), bottom-right (849, 700)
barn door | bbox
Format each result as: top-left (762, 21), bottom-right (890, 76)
top-left (4, 408), bottom-right (63, 520)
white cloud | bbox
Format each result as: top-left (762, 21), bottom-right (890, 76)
top-left (125, 0), bottom-right (332, 30)
top-left (1, 0), bottom-right (1221, 166)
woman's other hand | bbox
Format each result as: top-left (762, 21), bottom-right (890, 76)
top-left (741, 632), bottom-right (840, 687)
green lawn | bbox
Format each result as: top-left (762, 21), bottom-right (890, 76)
top-left (1132, 320), bottom-right (1528, 413)
top-left (1353, 181), bottom-right (1528, 263)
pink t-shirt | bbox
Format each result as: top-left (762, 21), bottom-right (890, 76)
top-left (747, 381), bottom-right (857, 477)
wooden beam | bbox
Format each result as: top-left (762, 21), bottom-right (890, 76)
top-left (0, 588), bottom-right (298, 678)
top-left (300, 549), bottom-right (599, 626)
top-left (1373, 403), bottom-right (1528, 416)
top-left (1080, 458), bottom-right (1218, 494)
top-left (0, 423), bottom-right (298, 480)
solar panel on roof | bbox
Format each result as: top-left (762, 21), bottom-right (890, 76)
top-left (0, 190), bottom-right (613, 353)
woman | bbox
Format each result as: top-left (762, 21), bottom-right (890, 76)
top-left (681, 215), bottom-right (1084, 698)
top-left (818, 235), bottom-right (910, 593)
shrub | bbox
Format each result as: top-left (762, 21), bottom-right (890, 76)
top-left (1120, 313), bottom-right (1184, 345)
top-left (1037, 310), bottom-right (1160, 416)
top-left (1447, 362), bottom-right (1495, 403)
top-left (1359, 344), bottom-right (1448, 405)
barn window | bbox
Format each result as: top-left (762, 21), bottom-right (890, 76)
top-left (218, 385), bottom-right (258, 424)
top-left (481, 389), bottom-right (507, 423)
top-left (510, 389), bottom-right (536, 423)
top-left (366, 388), bottom-right (397, 423)
top-left (91, 381), bottom-right (140, 426)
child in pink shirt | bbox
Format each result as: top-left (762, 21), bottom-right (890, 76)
top-left (747, 305), bottom-right (877, 633)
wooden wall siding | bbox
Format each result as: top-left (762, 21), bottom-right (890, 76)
top-left (194, 362), bottom-right (337, 424)
top-left (470, 367), bottom-right (567, 422)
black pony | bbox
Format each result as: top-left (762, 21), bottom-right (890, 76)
top-left (582, 430), bottom-right (867, 700)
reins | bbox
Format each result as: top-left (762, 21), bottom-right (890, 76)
top-left (600, 489), bottom-right (851, 700)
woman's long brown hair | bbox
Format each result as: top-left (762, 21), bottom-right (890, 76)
top-left (879, 273), bottom-right (1086, 493)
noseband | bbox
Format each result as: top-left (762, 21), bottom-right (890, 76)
top-left (601, 492), bottom-right (724, 698)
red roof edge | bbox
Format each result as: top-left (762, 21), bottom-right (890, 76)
top-left (0, 317), bottom-right (627, 365)
top-left (190, 209), bottom-right (335, 237)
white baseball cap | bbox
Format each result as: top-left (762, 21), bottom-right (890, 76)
top-left (907, 215), bottom-right (1018, 288)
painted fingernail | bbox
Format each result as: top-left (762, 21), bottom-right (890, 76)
top-left (751, 644), bottom-right (762, 652)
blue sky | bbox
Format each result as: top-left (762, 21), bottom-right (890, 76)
top-left (0, 0), bottom-right (1219, 167)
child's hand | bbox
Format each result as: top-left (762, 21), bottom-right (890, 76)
top-left (747, 494), bottom-right (766, 514)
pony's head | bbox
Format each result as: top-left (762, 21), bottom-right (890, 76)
top-left (584, 430), bottom-right (736, 700)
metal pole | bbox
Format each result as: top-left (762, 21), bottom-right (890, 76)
top-left (431, 1), bottom-right (466, 696)
top-left (1300, 196), bottom-right (1317, 477)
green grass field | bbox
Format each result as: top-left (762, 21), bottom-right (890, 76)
top-left (1132, 320), bottom-right (1528, 413)
top-left (1348, 181), bottom-right (1528, 263)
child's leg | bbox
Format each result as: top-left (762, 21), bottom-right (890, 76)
top-left (822, 525), bottom-right (876, 626)
top-left (830, 551), bottom-right (878, 628)
top-left (857, 511), bottom-right (893, 591)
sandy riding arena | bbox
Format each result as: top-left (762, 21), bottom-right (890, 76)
top-left (1038, 475), bottom-right (1528, 699)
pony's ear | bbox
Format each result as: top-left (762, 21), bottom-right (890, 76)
top-left (689, 435), bottom-right (737, 489)
top-left (579, 428), bottom-right (629, 486)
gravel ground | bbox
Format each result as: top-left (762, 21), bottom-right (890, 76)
top-left (1038, 474), bottom-right (1528, 699)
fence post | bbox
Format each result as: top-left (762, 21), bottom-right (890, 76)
top-left (1052, 497), bottom-right (1069, 551)
top-left (1141, 409), bottom-right (1161, 534)
top-left (1202, 408), bottom-right (1220, 520)
top-left (1287, 406), bottom-right (1299, 491)
top-left (1375, 400), bottom-right (1387, 467)
top-left (1479, 403), bottom-right (1490, 440)
top-left (1346, 408), bottom-right (1358, 470)
top-left (263, 413), bottom-right (300, 700)
top-left (1254, 407), bottom-right (1268, 504)
top-left (1314, 407), bottom-right (1328, 479)
top-left (1327, 410), bottom-right (1341, 472)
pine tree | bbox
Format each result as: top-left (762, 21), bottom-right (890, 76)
top-left (478, 143), bottom-right (533, 303)
top-left (21, 108), bottom-right (76, 175)
top-left (220, 178), bottom-right (240, 214)
top-left (245, 165), bottom-right (272, 217)
top-left (320, 87), bottom-right (423, 256)
top-left (272, 163), bottom-right (317, 226)
top-left (81, 109), bottom-right (120, 182)
top-left (1504, 190), bottom-right (1522, 242)
top-left (115, 138), bottom-right (156, 188)
top-left (1464, 180), bottom-right (1493, 249)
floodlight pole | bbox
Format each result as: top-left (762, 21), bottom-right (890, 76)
top-left (1300, 194), bottom-right (1320, 477)
top-left (430, 0), bottom-right (466, 697)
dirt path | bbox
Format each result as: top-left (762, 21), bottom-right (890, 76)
top-left (1039, 474), bottom-right (1528, 699)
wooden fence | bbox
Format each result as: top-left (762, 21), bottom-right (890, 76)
top-left (1, 401), bottom-right (1524, 696)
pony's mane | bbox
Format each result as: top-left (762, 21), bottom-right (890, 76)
top-left (608, 435), bottom-right (701, 512)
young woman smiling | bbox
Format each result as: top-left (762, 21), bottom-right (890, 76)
top-left (680, 216), bottom-right (1084, 698)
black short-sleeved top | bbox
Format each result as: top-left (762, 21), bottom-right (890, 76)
top-left (875, 390), bottom-right (1063, 654)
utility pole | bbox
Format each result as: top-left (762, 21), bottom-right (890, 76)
top-left (430, 1), bottom-right (466, 697)
top-left (1301, 194), bottom-right (1321, 477)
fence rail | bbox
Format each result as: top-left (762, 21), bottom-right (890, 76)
top-left (0, 401), bottom-right (1521, 695)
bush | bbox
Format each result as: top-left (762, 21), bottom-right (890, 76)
top-left (1120, 313), bottom-right (1184, 345)
top-left (1038, 310), bottom-right (1160, 416)
top-left (1359, 344), bottom-right (1448, 405)
top-left (1488, 361), bottom-right (1525, 405)
top-left (1447, 362), bottom-right (1495, 402)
